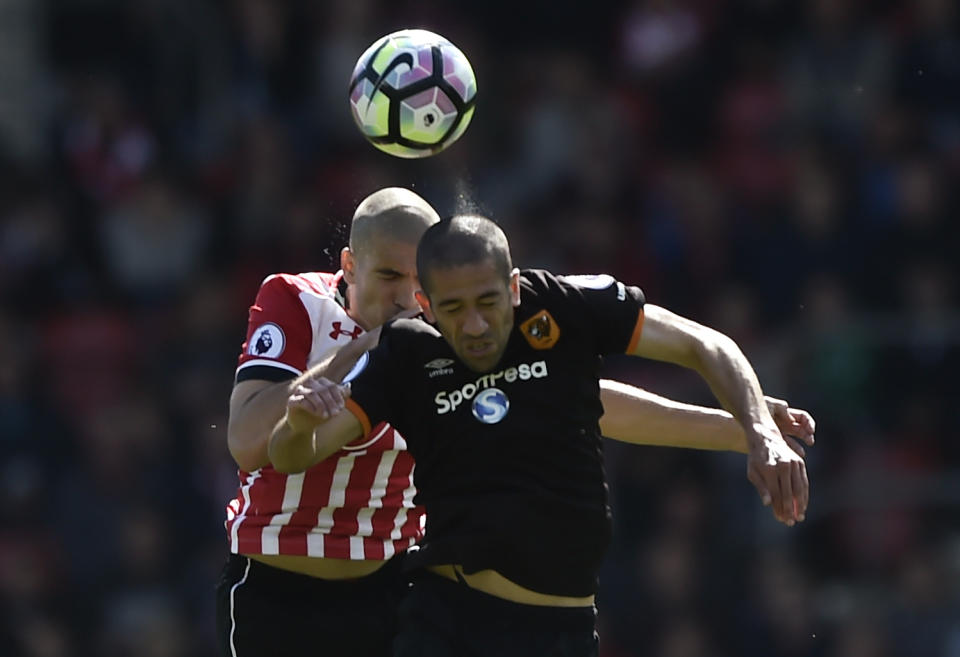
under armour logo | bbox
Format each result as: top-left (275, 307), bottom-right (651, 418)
top-left (330, 321), bottom-right (363, 341)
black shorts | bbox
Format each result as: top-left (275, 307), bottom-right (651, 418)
top-left (393, 570), bottom-right (599, 657)
top-left (215, 553), bottom-right (407, 657)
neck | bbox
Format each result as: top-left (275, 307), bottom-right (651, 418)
top-left (342, 286), bottom-right (370, 331)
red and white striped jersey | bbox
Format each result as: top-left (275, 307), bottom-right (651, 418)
top-left (224, 271), bottom-right (424, 560)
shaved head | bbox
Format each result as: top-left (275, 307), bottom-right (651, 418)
top-left (341, 187), bottom-right (440, 330)
top-left (350, 187), bottom-right (441, 256)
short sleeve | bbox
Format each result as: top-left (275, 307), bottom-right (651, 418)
top-left (343, 325), bottom-right (403, 434)
top-left (558, 274), bottom-right (645, 355)
top-left (236, 275), bottom-right (313, 383)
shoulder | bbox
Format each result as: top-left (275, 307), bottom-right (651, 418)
top-left (376, 317), bottom-right (443, 361)
top-left (518, 268), bottom-right (566, 299)
top-left (383, 316), bottom-right (441, 340)
top-left (254, 272), bottom-right (350, 325)
top-left (520, 269), bottom-right (625, 302)
top-left (349, 317), bottom-right (441, 379)
top-left (517, 269), bottom-right (645, 323)
top-left (549, 271), bottom-right (645, 306)
top-left (258, 271), bottom-right (340, 299)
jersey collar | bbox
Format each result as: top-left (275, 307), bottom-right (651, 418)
top-left (333, 270), bottom-right (349, 310)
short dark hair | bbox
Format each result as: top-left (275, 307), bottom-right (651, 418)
top-left (416, 215), bottom-right (513, 294)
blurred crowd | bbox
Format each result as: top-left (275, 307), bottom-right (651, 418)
top-left (0, 0), bottom-right (957, 655)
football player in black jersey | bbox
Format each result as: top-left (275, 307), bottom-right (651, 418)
top-left (269, 214), bottom-right (810, 657)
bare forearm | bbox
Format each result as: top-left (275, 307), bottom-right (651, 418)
top-left (269, 408), bottom-right (365, 473)
top-left (632, 306), bottom-right (772, 439)
top-left (227, 380), bottom-right (295, 471)
top-left (628, 305), bottom-right (810, 524)
top-left (268, 417), bottom-right (320, 473)
top-left (688, 329), bottom-right (773, 448)
top-left (599, 380), bottom-right (748, 452)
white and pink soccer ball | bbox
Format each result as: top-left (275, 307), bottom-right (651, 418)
top-left (349, 29), bottom-right (477, 158)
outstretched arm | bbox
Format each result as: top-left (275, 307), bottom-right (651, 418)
top-left (630, 304), bottom-right (809, 525)
top-left (599, 380), bottom-right (815, 455)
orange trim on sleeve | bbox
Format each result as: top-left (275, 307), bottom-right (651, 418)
top-left (626, 308), bottom-right (645, 354)
top-left (344, 398), bottom-right (372, 437)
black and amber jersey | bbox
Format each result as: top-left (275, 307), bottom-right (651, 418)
top-left (344, 269), bottom-right (645, 597)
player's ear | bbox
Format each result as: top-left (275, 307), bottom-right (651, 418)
top-left (415, 290), bottom-right (435, 322)
top-left (509, 268), bottom-right (521, 307)
top-left (341, 247), bottom-right (356, 284)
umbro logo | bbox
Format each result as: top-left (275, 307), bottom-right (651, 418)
top-left (424, 358), bottom-right (455, 378)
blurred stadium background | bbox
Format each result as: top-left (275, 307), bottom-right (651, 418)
top-left (1, 1), bottom-right (957, 655)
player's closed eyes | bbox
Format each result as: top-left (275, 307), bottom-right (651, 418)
top-left (440, 301), bottom-right (497, 314)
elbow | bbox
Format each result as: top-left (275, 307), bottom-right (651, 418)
top-left (231, 450), bottom-right (265, 474)
top-left (267, 427), bottom-right (320, 474)
top-left (267, 437), bottom-right (302, 474)
top-left (227, 430), bottom-right (268, 473)
top-left (267, 449), bottom-right (300, 474)
top-left (270, 457), bottom-right (299, 474)
top-left (691, 327), bottom-right (740, 373)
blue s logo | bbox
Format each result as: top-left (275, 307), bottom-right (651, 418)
top-left (472, 387), bottom-right (510, 424)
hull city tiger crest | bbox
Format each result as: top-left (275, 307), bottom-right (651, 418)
top-left (520, 309), bottom-right (560, 350)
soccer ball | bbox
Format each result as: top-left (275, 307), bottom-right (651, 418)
top-left (349, 29), bottom-right (477, 158)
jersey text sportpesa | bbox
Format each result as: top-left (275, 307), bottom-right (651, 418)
top-left (434, 361), bottom-right (549, 414)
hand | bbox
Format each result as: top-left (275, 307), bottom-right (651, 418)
top-left (285, 377), bottom-right (351, 433)
top-left (765, 396), bottom-right (816, 457)
top-left (745, 422), bottom-right (809, 527)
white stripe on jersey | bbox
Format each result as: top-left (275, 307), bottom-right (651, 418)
top-left (354, 448), bottom-right (398, 540)
top-left (349, 535), bottom-right (364, 559)
top-left (230, 470), bottom-right (261, 553)
top-left (368, 450), bottom-right (399, 510)
top-left (281, 472), bottom-right (305, 513)
top-left (326, 454), bottom-right (357, 509)
top-left (260, 473), bottom-right (306, 554)
top-left (356, 507), bottom-right (374, 539)
top-left (236, 359), bottom-right (302, 376)
top-left (307, 454), bottom-right (358, 557)
top-left (390, 474), bottom-right (417, 540)
top-left (383, 539), bottom-right (397, 560)
top-left (260, 516), bottom-right (287, 555)
top-left (306, 528), bottom-right (325, 558)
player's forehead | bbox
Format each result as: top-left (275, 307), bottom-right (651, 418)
top-left (429, 260), bottom-right (508, 304)
top-left (355, 237), bottom-right (418, 274)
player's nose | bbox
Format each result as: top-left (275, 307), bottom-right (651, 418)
top-left (462, 308), bottom-right (489, 336)
top-left (395, 281), bottom-right (419, 311)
